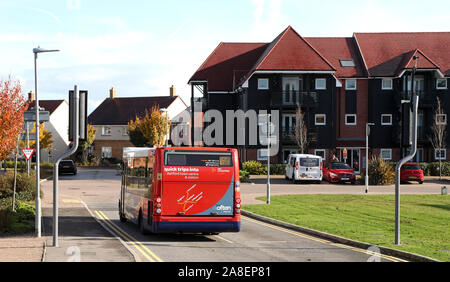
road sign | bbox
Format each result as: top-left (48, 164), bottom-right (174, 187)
top-left (24, 110), bottom-right (50, 122)
top-left (21, 148), bottom-right (35, 161)
top-left (20, 133), bottom-right (37, 141)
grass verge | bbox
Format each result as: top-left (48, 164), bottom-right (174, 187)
top-left (0, 200), bottom-right (35, 235)
top-left (244, 194), bottom-right (450, 261)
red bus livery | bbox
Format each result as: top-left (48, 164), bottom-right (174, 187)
top-left (119, 147), bottom-right (241, 234)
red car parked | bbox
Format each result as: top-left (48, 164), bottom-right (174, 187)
top-left (401, 163), bottom-right (424, 184)
top-left (322, 162), bottom-right (357, 184)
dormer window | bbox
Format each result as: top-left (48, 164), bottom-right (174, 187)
top-left (340, 59), bottom-right (355, 67)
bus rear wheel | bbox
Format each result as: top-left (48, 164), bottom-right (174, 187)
top-left (139, 213), bottom-right (149, 235)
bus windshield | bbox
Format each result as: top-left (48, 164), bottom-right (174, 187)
top-left (165, 151), bottom-right (232, 167)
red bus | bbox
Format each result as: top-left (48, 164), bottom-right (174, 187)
top-left (119, 147), bottom-right (241, 234)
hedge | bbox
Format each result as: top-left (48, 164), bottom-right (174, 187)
top-left (241, 161), bottom-right (286, 176)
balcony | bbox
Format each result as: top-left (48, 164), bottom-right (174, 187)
top-left (273, 91), bottom-right (319, 108)
top-left (281, 127), bottom-right (318, 144)
top-left (395, 91), bottom-right (434, 107)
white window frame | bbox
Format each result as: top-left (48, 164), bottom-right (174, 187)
top-left (436, 114), bottom-right (447, 125)
top-left (382, 79), bottom-right (393, 90)
top-left (102, 126), bottom-right (112, 136)
top-left (257, 149), bottom-right (269, 161)
top-left (380, 149), bottom-right (392, 160)
top-left (345, 114), bottom-right (357, 126)
top-left (345, 79), bottom-right (357, 90)
top-left (314, 149), bottom-right (326, 160)
top-left (101, 147), bottom-right (112, 159)
top-left (315, 114), bottom-right (326, 126)
top-left (258, 78), bottom-right (269, 90)
top-left (381, 114), bottom-right (393, 126)
top-left (435, 149), bottom-right (446, 161)
top-left (436, 78), bottom-right (447, 90)
top-left (315, 78), bottom-right (326, 90)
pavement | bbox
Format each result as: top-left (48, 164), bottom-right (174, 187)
top-left (0, 235), bottom-right (45, 262)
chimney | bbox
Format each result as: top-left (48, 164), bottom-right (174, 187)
top-left (110, 87), bottom-right (116, 99)
top-left (28, 91), bottom-right (35, 101)
top-left (170, 85), bottom-right (176, 97)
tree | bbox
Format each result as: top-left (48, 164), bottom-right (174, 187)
top-left (293, 103), bottom-right (308, 154)
top-left (128, 106), bottom-right (170, 147)
top-left (80, 124), bottom-right (96, 164)
top-left (25, 123), bottom-right (53, 154)
top-left (429, 97), bottom-right (447, 180)
top-left (0, 77), bottom-right (28, 166)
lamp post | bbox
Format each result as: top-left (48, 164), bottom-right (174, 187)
top-left (267, 114), bottom-right (271, 204)
top-left (33, 46), bottom-right (59, 238)
top-left (160, 108), bottom-right (169, 147)
top-left (365, 123), bottom-right (375, 193)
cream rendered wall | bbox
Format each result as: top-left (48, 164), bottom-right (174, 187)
top-left (41, 101), bottom-right (70, 163)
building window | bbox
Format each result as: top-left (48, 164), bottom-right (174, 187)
top-left (345, 114), bottom-right (357, 125)
top-left (436, 78), bottom-right (447, 90)
top-left (340, 59), bottom-right (355, 67)
top-left (258, 78), bottom-right (269, 90)
top-left (435, 149), bottom-right (446, 160)
top-left (101, 147), bottom-right (112, 159)
top-left (380, 149), bottom-right (392, 160)
top-left (315, 114), bottom-right (326, 126)
top-left (315, 149), bottom-right (326, 160)
top-left (315, 78), bottom-right (326, 90)
top-left (345, 79), bottom-right (357, 90)
top-left (102, 126), bottom-right (112, 136)
top-left (257, 149), bottom-right (269, 161)
top-left (382, 79), bottom-right (393, 90)
top-left (381, 114), bottom-right (392, 125)
top-left (122, 127), bottom-right (129, 136)
top-left (436, 114), bottom-right (447, 125)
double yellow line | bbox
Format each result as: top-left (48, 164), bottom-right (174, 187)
top-left (94, 210), bottom-right (163, 262)
top-left (243, 216), bottom-right (408, 262)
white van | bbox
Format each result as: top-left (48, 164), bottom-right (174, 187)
top-left (285, 154), bottom-right (323, 183)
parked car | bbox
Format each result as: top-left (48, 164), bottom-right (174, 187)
top-left (59, 160), bottom-right (77, 175)
top-left (401, 163), bottom-right (424, 184)
top-left (322, 162), bottom-right (356, 184)
top-left (285, 154), bottom-right (322, 184)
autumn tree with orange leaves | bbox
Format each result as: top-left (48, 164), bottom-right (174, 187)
top-left (0, 77), bottom-right (28, 164)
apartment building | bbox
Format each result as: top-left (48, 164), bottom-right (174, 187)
top-left (188, 26), bottom-right (449, 172)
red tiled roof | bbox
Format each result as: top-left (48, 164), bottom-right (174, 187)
top-left (87, 96), bottom-right (178, 125)
top-left (305, 37), bottom-right (366, 78)
top-left (354, 32), bottom-right (450, 77)
top-left (27, 100), bottom-right (65, 114)
top-left (189, 42), bottom-right (268, 91)
top-left (254, 26), bottom-right (335, 72)
top-left (395, 49), bottom-right (440, 76)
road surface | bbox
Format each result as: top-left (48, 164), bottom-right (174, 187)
top-left (41, 168), bottom-right (407, 262)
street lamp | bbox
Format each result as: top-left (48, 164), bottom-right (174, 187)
top-left (33, 46), bottom-right (59, 238)
top-left (160, 108), bottom-right (169, 147)
top-left (365, 123), bottom-right (375, 193)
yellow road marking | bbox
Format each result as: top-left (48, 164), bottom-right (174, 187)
top-left (63, 199), bottom-right (81, 203)
top-left (243, 216), bottom-right (407, 262)
top-left (97, 211), bottom-right (163, 262)
top-left (94, 211), bottom-right (157, 262)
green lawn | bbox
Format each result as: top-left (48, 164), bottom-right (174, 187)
top-left (244, 194), bottom-right (450, 261)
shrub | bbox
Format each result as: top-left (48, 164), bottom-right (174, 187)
top-left (367, 156), bottom-right (395, 185)
top-left (239, 170), bottom-right (250, 183)
top-left (0, 201), bottom-right (35, 234)
top-left (242, 161), bottom-right (266, 175)
top-left (270, 164), bottom-right (287, 175)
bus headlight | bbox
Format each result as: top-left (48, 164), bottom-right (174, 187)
top-left (156, 208), bottom-right (162, 214)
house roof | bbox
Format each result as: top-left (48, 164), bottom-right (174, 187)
top-left (189, 42), bottom-right (268, 91)
top-left (252, 26), bottom-right (335, 72)
top-left (305, 37), bottom-right (366, 78)
top-left (88, 96), bottom-right (179, 125)
top-left (353, 32), bottom-right (450, 77)
top-left (27, 100), bottom-right (65, 115)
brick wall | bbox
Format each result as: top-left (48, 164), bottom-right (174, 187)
top-left (92, 140), bottom-right (134, 160)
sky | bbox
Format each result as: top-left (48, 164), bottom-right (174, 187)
top-left (1, 0), bottom-right (449, 114)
